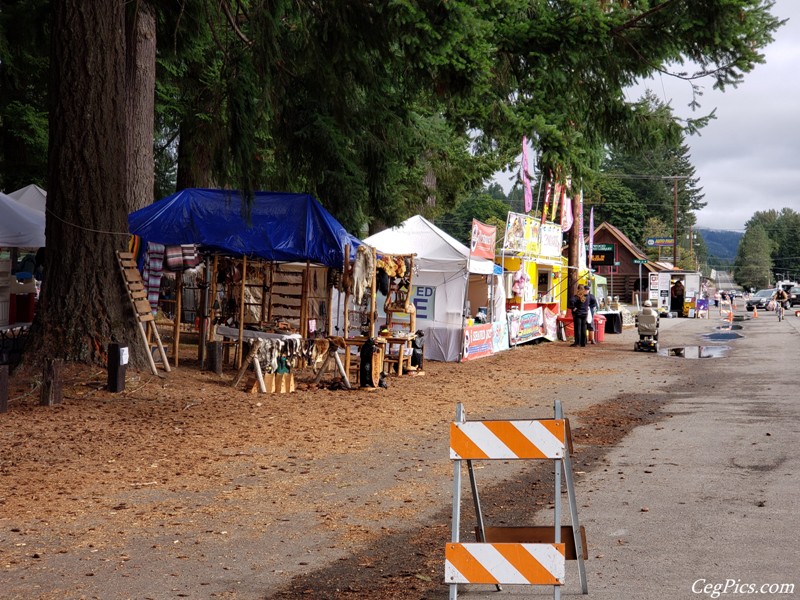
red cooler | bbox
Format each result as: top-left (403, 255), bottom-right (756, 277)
top-left (593, 314), bottom-right (606, 343)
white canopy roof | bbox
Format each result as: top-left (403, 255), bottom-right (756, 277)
top-left (0, 192), bottom-right (46, 247)
top-left (364, 215), bottom-right (495, 275)
top-left (8, 184), bottom-right (46, 213)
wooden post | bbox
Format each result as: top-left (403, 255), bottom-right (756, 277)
top-left (40, 358), bottom-right (63, 406)
top-left (266, 262), bottom-right (275, 324)
top-left (208, 254), bottom-right (219, 341)
top-left (236, 255), bottom-right (247, 369)
top-left (300, 260), bottom-right (311, 338)
top-left (0, 365), bottom-right (8, 413)
top-left (173, 275), bottom-right (183, 367)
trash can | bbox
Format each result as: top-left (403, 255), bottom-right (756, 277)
top-left (593, 314), bottom-right (606, 343)
top-left (556, 313), bottom-right (574, 341)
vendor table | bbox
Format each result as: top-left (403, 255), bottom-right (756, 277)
top-left (216, 325), bottom-right (303, 367)
top-left (382, 334), bottom-right (414, 375)
top-left (596, 311), bottom-right (622, 334)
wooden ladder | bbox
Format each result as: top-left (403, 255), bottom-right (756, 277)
top-left (115, 251), bottom-right (171, 376)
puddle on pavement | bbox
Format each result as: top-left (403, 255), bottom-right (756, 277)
top-left (715, 324), bottom-right (743, 330)
top-left (659, 345), bottom-right (730, 359)
top-left (703, 332), bottom-right (743, 341)
top-left (732, 315), bottom-right (750, 322)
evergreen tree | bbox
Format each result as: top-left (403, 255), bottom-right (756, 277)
top-left (734, 224), bottom-right (774, 290)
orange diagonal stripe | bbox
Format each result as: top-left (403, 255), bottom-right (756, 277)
top-left (539, 419), bottom-right (566, 444)
top-left (450, 423), bottom-right (489, 460)
top-left (446, 544), bottom-right (499, 584)
top-left (494, 543), bottom-right (563, 585)
top-left (483, 421), bottom-right (546, 459)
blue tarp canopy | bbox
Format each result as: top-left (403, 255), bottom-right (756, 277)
top-left (129, 188), bottom-right (360, 269)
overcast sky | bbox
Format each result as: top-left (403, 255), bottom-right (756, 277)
top-left (631, 0), bottom-right (800, 232)
top-left (494, 1), bottom-right (799, 233)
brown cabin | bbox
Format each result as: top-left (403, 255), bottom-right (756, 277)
top-left (591, 222), bottom-right (666, 304)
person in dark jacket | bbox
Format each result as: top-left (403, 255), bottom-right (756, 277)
top-left (584, 284), bottom-right (600, 344)
top-left (569, 286), bottom-right (590, 347)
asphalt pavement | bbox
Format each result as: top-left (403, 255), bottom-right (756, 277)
top-left (455, 306), bottom-right (800, 600)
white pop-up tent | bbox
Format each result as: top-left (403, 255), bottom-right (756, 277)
top-left (0, 191), bottom-right (46, 247)
top-left (364, 215), bottom-right (499, 362)
top-left (8, 184), bottom-right (47, 213)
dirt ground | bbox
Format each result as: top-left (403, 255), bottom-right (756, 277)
top-left (0, 333), bottom-right (673, 599)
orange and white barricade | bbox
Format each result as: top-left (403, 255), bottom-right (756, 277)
top-left (446, 401), bottom-right (587, 600)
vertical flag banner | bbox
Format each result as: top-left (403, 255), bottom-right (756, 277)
top-left (587, 206), bottom-right (594, 271)
top-left (522, 137), bottom-right (533, 213)
top-left (541, 174), bottom-right (552, 225)
top-left (561, 182), bottom-right (573, 232)
top-left (470, 219), bottom-right (497, 260)
top-left (578, 189), bottom-right (586, 271)
top-left (550, 183), bottom-right (561, 221)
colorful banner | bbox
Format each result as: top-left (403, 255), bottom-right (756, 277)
top-left (503, 211), bottom-right (540, 256)
top-left (508, 307), bottom-right (545, 345)
top-left (541, 177), bottom-right (552, 225)
top-left (462, 323), bottom-right (495, 361)
top-left (561, 183), bottom-right (573, 232)
top-left (539, 223), bottom-right (563, 259)
top-left (470, 219), bottom-right (497, 260)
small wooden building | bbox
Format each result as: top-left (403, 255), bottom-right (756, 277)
top-left (591, 222), bottom-right (664, 304)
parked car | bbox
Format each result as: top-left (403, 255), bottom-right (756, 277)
top-left (790, 286), bottom-right (800, 307)
top-left (746, 289), bottom-right (774, 311)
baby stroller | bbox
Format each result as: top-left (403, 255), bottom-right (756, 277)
top-left (634, 301), bottom-right (660, 352)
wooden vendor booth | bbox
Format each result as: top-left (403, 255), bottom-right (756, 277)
top-left (128, 188), bottom-right (361, 386)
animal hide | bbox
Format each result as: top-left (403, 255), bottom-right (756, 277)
top-left (351, 245), bottom-right (374, 304)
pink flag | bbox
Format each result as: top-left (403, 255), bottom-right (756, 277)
top-left (561, 185), bottom-right (573, 232)
top-left (588, 205), bottom-right (595, 271)
top-left (522, 137), bottom-right (532, 213)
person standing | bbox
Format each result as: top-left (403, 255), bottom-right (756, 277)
top-left (584, 284), bottom-right (600, 344)
top-left (670, 280), bottom-right (685, 317)
top-left (569, 285), bottom-right (590, 347)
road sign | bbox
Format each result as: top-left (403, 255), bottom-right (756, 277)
top-left (633, 259), bottom-right (648, 264)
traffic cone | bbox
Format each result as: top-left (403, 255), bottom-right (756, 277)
top-left (753, 306), bottom-right (758, 318)
top-left (727, 309), bottom-right (733, 323)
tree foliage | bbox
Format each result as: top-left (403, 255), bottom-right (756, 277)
top-left (734, 223), bottom-right (775, 290)
top-left (0, 0), bottom-right (787, 367)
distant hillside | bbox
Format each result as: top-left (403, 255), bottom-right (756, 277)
top-left (697, 228), bottom-right (742, 264)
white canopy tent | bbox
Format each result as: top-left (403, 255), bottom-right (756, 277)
top-left (364, 215), bottom-right (500, 362)
top-left (0, 192), bottom-right (46, 248)
top-left (8, 184), bottom-right (46, 213)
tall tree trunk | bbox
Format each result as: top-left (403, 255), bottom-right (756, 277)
top-left (176, 116), bottom-right (217, 190)
top-left (29, 0), bottom-right (144, 369)
top-left (125, 0), bottom-right (156, 212)
top-left (567, 192), bottom-right (581, 298)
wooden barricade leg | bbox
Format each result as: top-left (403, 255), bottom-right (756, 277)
top-left (231, 338), bottom-right (264, 390)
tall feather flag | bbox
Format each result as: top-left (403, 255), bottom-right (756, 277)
top-left (578, 188), bottom-right (586, 271)
top-left (561, 182), bottom-right (573, 232)
top-left (587, 204), bottom-right (595, 271)
top-left (551, 183), bottom-right (561, 221)
top-left (541, 172), bottom-right (552, 225)
top-left (522, 136), bottom-right (533, 213)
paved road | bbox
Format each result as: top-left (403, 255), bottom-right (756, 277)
top-left (457, 308), bottom-right (800, 599)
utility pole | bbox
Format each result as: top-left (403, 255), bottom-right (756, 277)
top-left (673, 177), bottom-right (678, 268)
